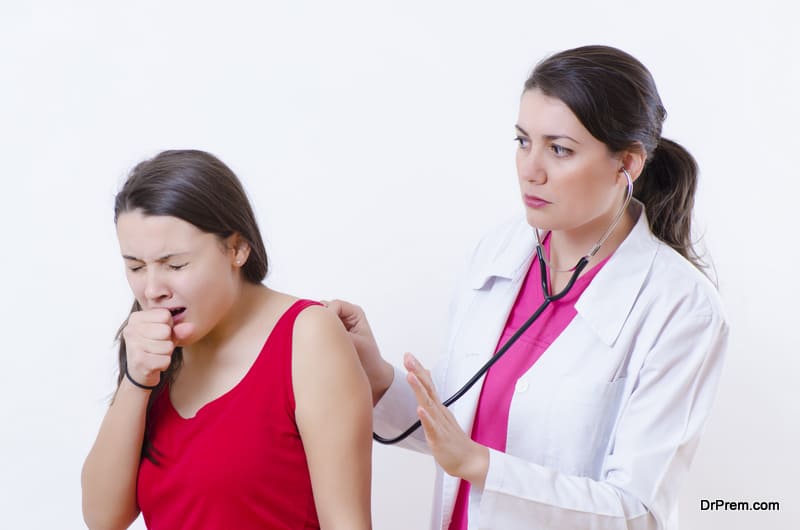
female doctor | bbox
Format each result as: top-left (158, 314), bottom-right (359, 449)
top-left (329, 45), bottom-right (728, 529)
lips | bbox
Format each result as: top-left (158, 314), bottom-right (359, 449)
top-left (524, 194), bottom-right (551, 208)
top-left (169, 307), bottom-right (187, 323)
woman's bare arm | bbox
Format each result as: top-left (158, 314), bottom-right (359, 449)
top-left (293, 305), bottom-right (373, 530)
top-left (81, 381), bottom-right (148, 530)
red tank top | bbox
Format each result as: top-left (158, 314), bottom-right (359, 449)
top-left (137, 299), bottom-right (321, 529)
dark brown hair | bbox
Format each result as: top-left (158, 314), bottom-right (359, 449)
top-left (525, 45), bottom-right (703, 269)
top-left (113, 149), bottom-right (268, 462)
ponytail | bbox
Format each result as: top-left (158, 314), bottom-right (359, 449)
top-left (634, 137), bottom-right (704, 271)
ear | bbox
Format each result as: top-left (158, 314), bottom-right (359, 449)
top-left (226, 233), bottom-right (251, 268)
top-left (617, 142), bottom-right (647, 183)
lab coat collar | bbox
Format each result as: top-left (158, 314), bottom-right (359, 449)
top-left (468, 200), bottom-right (659, 347)
top-left (467, 220), bottom-right (538, 290)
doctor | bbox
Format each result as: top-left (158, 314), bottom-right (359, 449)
top-left (329, 45), bottom-right (728, 529)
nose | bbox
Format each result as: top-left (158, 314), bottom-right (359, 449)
top-left (143, 269), bottom-right (171, 303)
top-left (517, 146), bottom-right (547, 184)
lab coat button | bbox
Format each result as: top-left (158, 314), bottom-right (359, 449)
top-left (515, 378), bottom-right (529, 393)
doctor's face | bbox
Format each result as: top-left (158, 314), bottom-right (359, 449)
top-left (515, 89), bottom-right (628, 236)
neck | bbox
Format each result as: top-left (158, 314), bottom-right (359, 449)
top-left (548, 202), bottom-right (637, 272)
top-left (183, 282), bottom-right (270, 363)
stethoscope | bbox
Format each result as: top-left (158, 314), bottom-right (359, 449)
top-left (373, 168), bottom-right (634, 445)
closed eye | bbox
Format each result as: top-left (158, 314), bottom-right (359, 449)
top-left (169, 263), bottom-right (188, 271)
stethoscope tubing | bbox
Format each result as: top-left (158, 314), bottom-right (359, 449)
top-left (373, 252), bottom-right (590, 445)
top-left (373, 169), bottom-right (632, 445)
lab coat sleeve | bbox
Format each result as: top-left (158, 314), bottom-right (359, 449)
top-left (372, 227), bottom-right (489, 455)
top-left (372, 363), bottom-right (432, 453)
top-left (477, 308), bottom-right (729, 529)
top-left (373, 351), bottom-right (459, 454)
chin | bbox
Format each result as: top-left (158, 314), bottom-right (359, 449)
top-left (173, 330), bottom-right (198, 348)
top-left (525, 210), bottom-right (549, 230)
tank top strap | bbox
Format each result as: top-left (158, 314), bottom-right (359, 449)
top-left (264, 299), bottom-right (323, 350)
top-left (279, 299), bottom-right (323, 326)
top-left (254, 299), bottom-right (322, 415)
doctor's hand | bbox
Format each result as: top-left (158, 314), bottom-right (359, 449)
top-left (404, 353), bottom-right (489, 489)
top-left (324, 299), bottom-right (394, 404)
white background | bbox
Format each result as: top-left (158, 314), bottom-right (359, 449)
top-left (1, 1), bottom-right (798, 529)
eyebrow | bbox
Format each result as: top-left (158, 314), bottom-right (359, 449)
top-left (122, 252), bottom-right (190, 262)
top-left (515, 125), bottom-right (580, 144)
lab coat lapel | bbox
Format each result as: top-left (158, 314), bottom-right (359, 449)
top-left (439, 219), bottom-right (537, 524)
top-left (448, 219), bottom-right (538, 426)
top-left (576, 203), bottom-right (658, 346)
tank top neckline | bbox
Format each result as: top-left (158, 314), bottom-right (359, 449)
top-left (164, 298), bottom-right (315, 421)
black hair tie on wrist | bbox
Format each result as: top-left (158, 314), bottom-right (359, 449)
top-left (125, 365), bottom-right (159, 390)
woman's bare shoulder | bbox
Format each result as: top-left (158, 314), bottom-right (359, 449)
top-left (292, 303), bottom-right (353, 358)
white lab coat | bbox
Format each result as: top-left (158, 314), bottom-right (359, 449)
top-left (373, 202), bottom-right (729, 530)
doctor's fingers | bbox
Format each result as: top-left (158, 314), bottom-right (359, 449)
top-left (406, 368), bottom-right (450, 427)
top-left (322, 299), bottom-right (369, 333)
top-left (410, 375), bottom-right (476, 478)
top-left (415, 398), bottom-right (463, 446)
top-left (408, 372), bottom-right (448, 438)
top-left (403, 353), bottom-right (437, 391)
top-left (404, 353), bottom-right (443, 403)
top-left (407, 370), bottom-right (436, 408)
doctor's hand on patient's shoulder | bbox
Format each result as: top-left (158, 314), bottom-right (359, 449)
top-left (122, 308), bottom-right (194, 389)
top-left (404, 353), bottom-right (490, 489)
top-left (324, 299), bottom-right (394, 404)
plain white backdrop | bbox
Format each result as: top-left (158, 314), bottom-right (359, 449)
top-left (1, 1), bottom-right (798, 528)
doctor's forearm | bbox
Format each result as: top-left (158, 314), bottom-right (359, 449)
top-left (366, 358), bottom-right (395, 405)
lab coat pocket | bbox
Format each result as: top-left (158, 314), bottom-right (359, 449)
top-left (545, 377), bottom-right (627, 478)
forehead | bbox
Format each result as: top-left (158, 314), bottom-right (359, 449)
top-left (517, 89), bottom-right (587, 137)
top-left (116, 210), bottom-right (213, 258)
